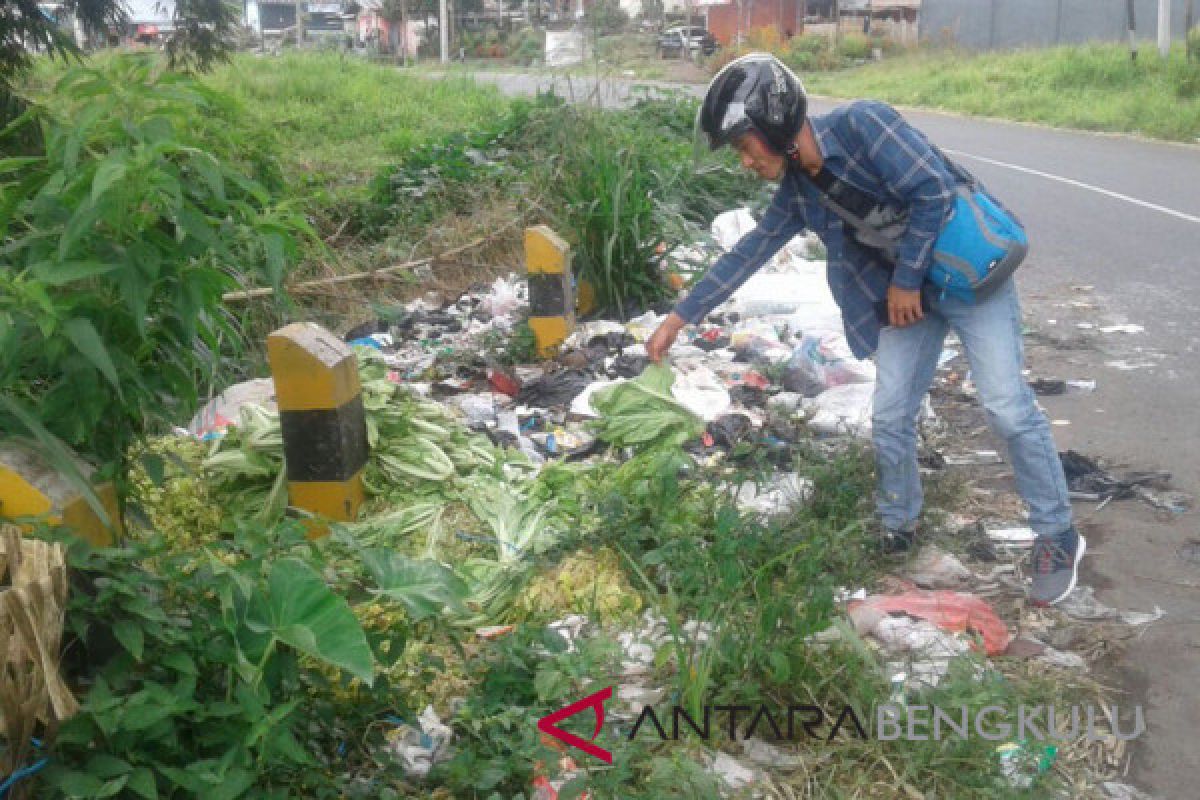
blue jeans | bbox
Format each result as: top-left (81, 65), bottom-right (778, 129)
top-left (872, 278), bottom-right (1073, 536)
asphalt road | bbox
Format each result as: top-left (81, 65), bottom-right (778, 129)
top-left (461, 70), bottom-right (1200, 797)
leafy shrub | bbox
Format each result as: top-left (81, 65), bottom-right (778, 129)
top-left (510, 28), bottom-right (544, 66)
top-left (356, 99), bottom-right (539, 238)
top-left (585, 0), bottom-right (630, 35)
top-left (746, 25), bottom-right (786, 53)
top-left (361, 90), bottom-right (760, 317)
top-left (528, 96), bottom-right (761, 317)
top-left (839, 32), bottom-right (873, 60)
top-left (0, 55), bottom-right (309, 470)
top-left (785, 33), bottom-right (839, 71)
top-left (713, 32), bottom-right (853, 75)
top-left (1170, 58), bottom-right (1200, 98)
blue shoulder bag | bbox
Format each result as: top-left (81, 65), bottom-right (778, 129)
top-left (807, 158), bottom-right (1028, 303)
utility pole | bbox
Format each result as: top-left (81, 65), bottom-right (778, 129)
top-left (295, 0), bottom-right (305, 45)
top-left (686, 0), bottom-right (695, 61)
top-left (401, 0), bottom-right (409, 65)
top-left (440, 0), bottom-right (449, 61)
top-left (1126, 0), bottom-right (1138, 61)
top-left (1158, 0), bottom-right (1171, 57)
top-left (1187, 0), bottom-right (1196, 61)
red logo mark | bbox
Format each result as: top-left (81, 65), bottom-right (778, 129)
top-left (536, 686), bottom-right (613, 764)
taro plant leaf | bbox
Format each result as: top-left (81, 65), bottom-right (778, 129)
top-left (362, 549), bottom-right (468, 621)
top-left (245, 558), bottom-right (375, 685)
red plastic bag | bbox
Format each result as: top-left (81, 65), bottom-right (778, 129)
top-left (848, 590), bottom-right (1012, 656)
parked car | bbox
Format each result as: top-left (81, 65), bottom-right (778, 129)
top-left (656, 26), bottom-right (717, 58)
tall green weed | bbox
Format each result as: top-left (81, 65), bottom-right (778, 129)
top-left (362, 90), bottom-right (761, 316)
top-left (0, 55), bottom-right (309, 470)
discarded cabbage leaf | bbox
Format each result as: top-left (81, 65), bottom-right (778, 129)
top-left (588, 364), bottom-right (704, 449)
top-left (515, 548), bottom-right (642, 623)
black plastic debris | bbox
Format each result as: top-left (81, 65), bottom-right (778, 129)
top-left (411, 310), bottom-right (463, 332)
top-left (486, 429), bottom-right (519, 448)
top-left (1059, 450), bottom-right (1183, 513)
top-left (728, 385), bottom-right (767, 408)
top-left (587, 332), bottom-right (636, 351)
top-left (707, 414), bottom-right (755, 449)
top-left (517, 369), bottom-right (593, 408)
top-left (1029, 378), bottom-right (1066, 396)
top-left (781, 362), bottom-right (826, 397)
top-left (918, 449), bottom-right (947, 470)
top-left (693, 335), bottom-right (731, 352)
top-left (564, 438), bottom-right (608, 462)
top-left (343, 319), bottom-right (389, 342)
top-left (609, 353), bottom-right (650, 379)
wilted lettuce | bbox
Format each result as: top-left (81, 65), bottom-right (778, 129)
top-left (588, 364), bottom-right (704, 450)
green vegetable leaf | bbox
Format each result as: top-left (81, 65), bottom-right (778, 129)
top-left (588, 364), bottom-right (703, 449)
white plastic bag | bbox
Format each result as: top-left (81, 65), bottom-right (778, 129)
top-left (803, 383), bottom-right (875, 438)
top-left (669, 363), bottom-right (731, 421)
top-left (480, 275), bottom-right (526, 318)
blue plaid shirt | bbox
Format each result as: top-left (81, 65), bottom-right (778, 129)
top-left (674, 100), bottom-right (960, 359)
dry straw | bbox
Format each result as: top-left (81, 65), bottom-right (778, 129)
top-left (1, 524), bottom-right (77, 795)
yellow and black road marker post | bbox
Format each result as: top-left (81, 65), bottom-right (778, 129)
top-left (525, 225), bottom-right (576, 358)
top-left (266, 323), bottom-right (368, 535)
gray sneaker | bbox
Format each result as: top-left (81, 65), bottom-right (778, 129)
top-left (880, 527), bottom-right (915, 557)
top-left (1029, 528), bottom-right (1086, 606)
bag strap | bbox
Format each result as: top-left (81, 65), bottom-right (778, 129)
top-left (928, 143), bottom-right (980, 191)
top-left (805, 167), bottom-right (899, 262)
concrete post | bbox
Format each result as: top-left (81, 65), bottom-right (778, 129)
top-left (525, 226), bottom-right (576, 359)
top-left (266, 323), bottom-right (368, 533)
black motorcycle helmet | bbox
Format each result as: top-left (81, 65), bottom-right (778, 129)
top-left (698, 53), bottom-right (808, 156)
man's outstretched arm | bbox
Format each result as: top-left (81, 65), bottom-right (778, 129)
top-left (650, 187), bottom-right (805, 361)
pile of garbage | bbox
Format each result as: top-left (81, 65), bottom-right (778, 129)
top-left (170, 208), bottom-right (1168, 798)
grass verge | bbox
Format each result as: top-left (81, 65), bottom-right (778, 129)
top-left (202, 52), bottom-right (512, 209)
top-left (805, 43), bottom-right (1200, 142)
